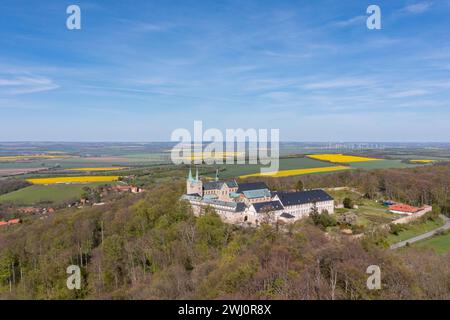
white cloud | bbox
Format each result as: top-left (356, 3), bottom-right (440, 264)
top-left (301, 77), bottom-right (375, 90)
top-left (403, 2), bottom-right (432, 14)
top-left (388, 89), bottom-right (429, 98)
top-left (0, 75), bottom-right (58, 95)
top-left (133, 22), bottom-right (170, 32)
top-left (333, 15), bottom-right (366, 28)
top-left (260, 91), bottom-right (293, 101)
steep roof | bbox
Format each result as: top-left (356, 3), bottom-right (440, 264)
top-left (274, 190), bottom-right (333, 206)
top-left (203, 181), bottom-right (223, 190)
top-left (203, 180), bottom-right (237, 191)
top-left (252, 200), bottom-right (284, 213)
top-left (237, 182), bottom-right (269, 193)
top-left (225, 180), bottom-right (238, 188)
top-left (243, 188), bottom-right (271, 199)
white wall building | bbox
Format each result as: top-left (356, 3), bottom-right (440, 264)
top-left (182, 170), bottom-right (335, 226)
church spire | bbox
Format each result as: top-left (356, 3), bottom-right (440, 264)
top-left (188, 167), bottom-right (193, 181)
top-left (215, 168), bottom-right (219, 181)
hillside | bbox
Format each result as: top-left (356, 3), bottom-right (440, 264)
top-left (1, 164), bottom-right (450, 299)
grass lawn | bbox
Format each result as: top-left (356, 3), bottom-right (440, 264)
top-left (413, 231), bottom-right (450, 254)
top-left (326, 188), bottom-right (362, 203)
top-left (0, 182), bottom-right (115, 205)
top-left (336, 205), bottom-right (396, 228)
top-left (387, 218), bottom-right (445, 244)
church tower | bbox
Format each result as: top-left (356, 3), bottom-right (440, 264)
top-left (186, 167), bottom-right (203, 196)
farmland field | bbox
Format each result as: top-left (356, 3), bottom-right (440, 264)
top-left (239, 165), bottom-right (349, 178)
top-left (348, 160), bottom-right (417, 169)
top-left (0, 154), bottom-right (68, 162)
top-left (0, 183), bottom-right (113, 205)
top-left (213, 157), bottom-right (336, 178)
top-left (307, 154), bottom-right (381, 163)
top-left (27, 176), bottom-right (120, 185)
top-left (410, 159), bottom-right (435, 163)
top-left (68, 167), bottom-right (127, 172)
top-left (0, 167), bottom-right (49, 177)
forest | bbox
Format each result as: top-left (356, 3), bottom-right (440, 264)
top-left (0, 164), bottom-right (449, 299)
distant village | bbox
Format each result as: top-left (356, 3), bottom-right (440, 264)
top-left (0, 183), bottom-right (144, 227)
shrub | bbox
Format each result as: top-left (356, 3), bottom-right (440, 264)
top-left (343, 197), bottom-right (353, 209)
top-left (389, 223), bottom-right (407, 235)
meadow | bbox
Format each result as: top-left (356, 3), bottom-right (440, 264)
top-left (387, 219), bottom-right (445, 245)
top-left (413, 231), bottom-right (450, 254)
top-left (0, 183), bottom-right (112, 205)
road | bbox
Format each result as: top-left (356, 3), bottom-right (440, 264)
top-left (390, 215), bottom-right (450, 249)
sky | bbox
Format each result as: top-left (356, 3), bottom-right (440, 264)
top-left (0, 0), bottom-right (449, 142)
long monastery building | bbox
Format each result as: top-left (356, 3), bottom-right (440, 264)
top-left (182, 168), bottom-right (334, 226)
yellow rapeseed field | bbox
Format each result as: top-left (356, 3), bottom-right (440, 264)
top-left (239, 166), bottom-right (350, 178)
top-left (68, 167), bottom-right (127, 172)
top-left (307, 154), bottom-right (380, 163)
top-left (410, 159), bottom-right (435, 163)
top-left (0, 154), bottom-right (68, 162)
top-left (27, 176), bottom-right (120, 185)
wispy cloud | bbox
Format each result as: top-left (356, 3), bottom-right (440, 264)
top-left (389, 89), bottom-right (429, 98)
top-left (0, 74), bottom-right (58, 95)
top-left (333, 15), bottom-right (366, 28)
top-left (132, 22), bottom-right (172, 32)
top-left (402, 2), bottom-right (432, 14)
top-left (260, 91), bottom-right (293, 101)
top-left (301, 77), bottom-right (375, 90)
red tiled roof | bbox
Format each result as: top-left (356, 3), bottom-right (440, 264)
top-left (113, 185), bottom-right (132, 191)
top-left (0, 219), bottom-right (20, 226)
top-left (389, 204), bottom-right (421, 213)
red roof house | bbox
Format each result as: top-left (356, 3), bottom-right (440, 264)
top-left (388, 204), bottom-right (421, 215)
top-left (0, 218), bottom-right (21, 227)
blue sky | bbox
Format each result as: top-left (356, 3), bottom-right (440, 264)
top-left (0, 0), bottom-right (449, 141)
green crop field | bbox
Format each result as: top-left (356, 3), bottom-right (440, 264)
top-left (212, 157), bottom-right (424, 178)
top-left (213, 157), bottom-right (336, 178)
top-left (413, 231), bottom-right (450, 254)
top-left (0, 182), bottom-right (115, 206)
